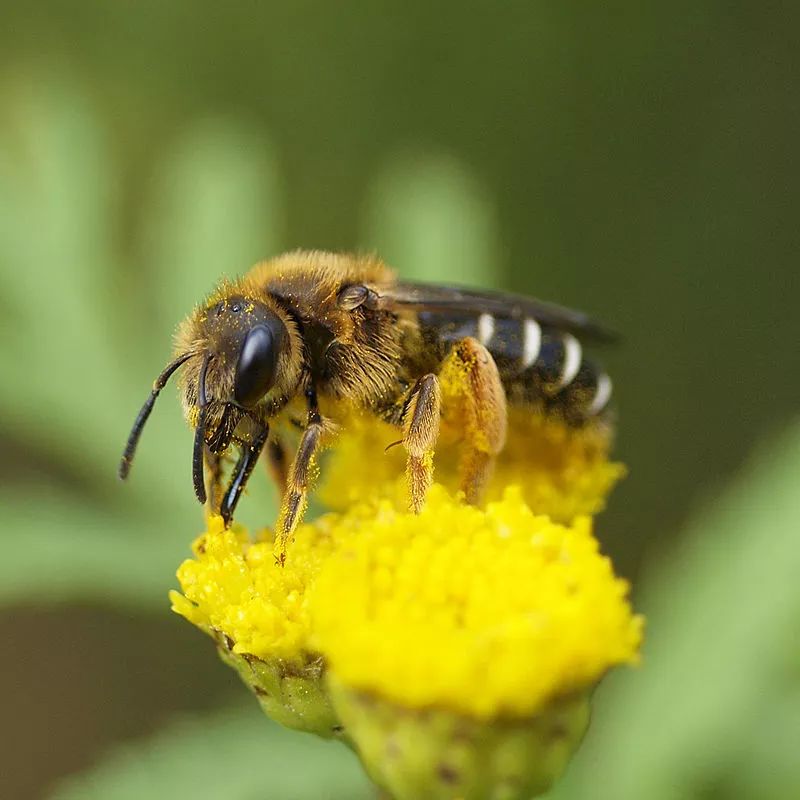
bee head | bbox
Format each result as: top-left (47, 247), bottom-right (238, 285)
top-left (198, 294), bottom-right (291, 410)
top-left (119, 290), bottom-right (301, 505)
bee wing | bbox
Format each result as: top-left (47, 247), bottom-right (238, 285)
top-left (373, 282), bottom-right (617, 343)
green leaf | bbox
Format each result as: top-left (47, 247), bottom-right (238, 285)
top-left (48, 706), bottom-right (373, 800)
top-left (360, 151), bottom-right (500, 287)
top-left (0, 486), bottom-right (192, 609)
top-left (0, 80), bottom-right (129, 456)
top-left (141, 117), bottom-right (285, 326)
top-left (0, 78), bottom-right (281, 609)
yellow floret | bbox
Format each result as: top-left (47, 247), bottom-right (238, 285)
top-left (170, 514), bottom-right (333, 664)
top-left (311, 486), bottom-right (642, 719)
top-left (317, 405), bottom-right (625, 523)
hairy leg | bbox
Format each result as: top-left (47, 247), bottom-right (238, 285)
top-left (275, 390), bottom-right (324, 565)
top-left (402, 374), bottom-right (441, 512)
top-left (439, 337), bottom-right (507, 504)
top-left (204, 447), bottom-right (225, 517)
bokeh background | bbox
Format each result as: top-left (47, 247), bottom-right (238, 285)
top-left (1, 3), bottom-right (798, 799)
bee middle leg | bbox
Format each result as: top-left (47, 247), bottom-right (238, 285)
top-left (275, 390), bottom-right (324, 565)
top-left (439, 336), bottom-right (507, 504)
top-left (401, 374), bottom-right (442, 512)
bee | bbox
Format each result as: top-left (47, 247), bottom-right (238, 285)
top-left (120, 250), bottom-right (614, 561)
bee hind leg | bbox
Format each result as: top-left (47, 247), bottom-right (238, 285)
top-left (439, 337), bottom-right (507, 504)
top-left (402, 374), bottom-right (442, 513)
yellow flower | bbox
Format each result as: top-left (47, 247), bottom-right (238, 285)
top-left (170, 411), bottom-right (641, 798)
top-left (169, 514), bottom-right (342, 736)
top-left (311, 485), bottom-right (642, 720)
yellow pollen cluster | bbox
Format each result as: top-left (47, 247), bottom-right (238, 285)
top-left (311, 486), bottom-right (642, 718)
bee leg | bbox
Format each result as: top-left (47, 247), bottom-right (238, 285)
top-left (220, 423), bottom-right (269, 527)
top-left (275, 391), bottom-right (323, 565)
top-left (204, 447), bottom-right (225, 517)
top-left (440, 337), bottom-right (507, 504)
top-left (402, 374), bottom-right (441, 513)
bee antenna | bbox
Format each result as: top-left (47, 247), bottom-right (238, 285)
top-left (192, 353), bottom-right (213, 505)
top-left (119, 353), bottom-right (194, 481)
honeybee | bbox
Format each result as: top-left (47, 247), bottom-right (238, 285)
top-left (120, 251), bottom-right (614, 561)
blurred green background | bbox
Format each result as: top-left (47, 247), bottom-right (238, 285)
top-left (1, 3), bottom-right (798, 799)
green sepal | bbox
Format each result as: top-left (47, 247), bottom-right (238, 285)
top-left (214, 631), bottom-right (344, 740)
top-left (330, 676), bottom-right (590, 800)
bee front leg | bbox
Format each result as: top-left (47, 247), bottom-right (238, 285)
top-left (440, 337), bottom-right (507, 504)
top-left (402, 374), bottom-right (441, 513)
top-left (275, 391), bottom-right (324, 565)
top-left (220, 423), bottom-right (269, 526)
top-left (204, 447), bottom-right (225, 517)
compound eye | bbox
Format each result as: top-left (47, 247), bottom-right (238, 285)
top-left (234, 325), bottom-right (278, 408)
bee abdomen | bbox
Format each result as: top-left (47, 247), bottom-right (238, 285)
top-left (419, 311), bottom-right (612, 421)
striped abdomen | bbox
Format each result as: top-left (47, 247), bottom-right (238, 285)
top-left (417, 310), bottom-right (613, 424)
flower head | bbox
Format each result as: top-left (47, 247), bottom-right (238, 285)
top-left (311, 486), bottom-right (641, 720)
top-left (172, 482), bottom-right (641, 796)
top-left (171, 409), bottom-right (641, 797)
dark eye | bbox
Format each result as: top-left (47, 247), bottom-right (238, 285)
top-left (233, 325), bottom-right (278, 407)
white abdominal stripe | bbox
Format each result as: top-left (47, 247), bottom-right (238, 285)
top-left (477, 312), bottom-right (495, 347)
top-left (466, 312), bottom-right (612, 417)
top-left (521, 317), bottom-right (542, 368)
top-left (587, 372), bottom-right (613, 416)
top-left (556, 334), bottom-right (582, 389)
